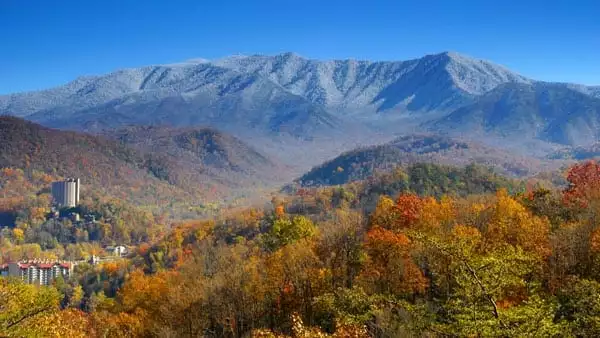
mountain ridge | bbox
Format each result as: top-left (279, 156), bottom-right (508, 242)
top-left (2, 51), bottom-right (600, 169)
top-left (3, 51), bottom-right (597, 113)
top-left (427, 82), bottom-right (600, 146)
top-left (211, 51), bottom-right (532, 112)
top-left (0, 51), bottom-right (539, 119)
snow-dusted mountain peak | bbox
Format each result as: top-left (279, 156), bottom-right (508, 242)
top-left (2, 51), bottom-right (597, 144)
top-left (415, 51), bottom-right (531, 95)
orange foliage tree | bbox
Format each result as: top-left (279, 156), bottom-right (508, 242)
top-left (359, 227), bottom-right (427, 296)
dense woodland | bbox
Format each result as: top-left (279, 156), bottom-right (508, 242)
top-left (297, 135), bottom-right (568, 186)
top-left (3, 159), bottom-right (600, 337)
top-left (0, 117), bottom-right (286, 219)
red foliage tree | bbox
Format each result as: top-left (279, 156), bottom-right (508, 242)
top-left (395, 193), bottom-right (425, 229)
top-left (563, 160), bottom-right (600, 209)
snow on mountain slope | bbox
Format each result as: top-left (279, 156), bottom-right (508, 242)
top-left (441, 52), bottom-right (531, 94)
top-left (2, 51), bottom-right (599, 165)
top-left (569, 84), bottom-right (600, 98)
top-left (0, 51), bottom-right (547, 124)
top-left (427, 82), bottom-right (600, 146)
top-left (1, 62), bottom-right (274, 119)
top-left (3, 51), bottom-right (597, 124)
top-left (26, 64), bottom-right (343, 139)
top-left (0, 68), bottom-right (152, 117)
top-left (213, 51), bottom-right (531, 112)
top-left (213, 52), bottom-right (419, 109)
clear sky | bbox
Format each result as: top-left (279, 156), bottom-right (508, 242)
top-left (1, 0), bottom-right (598, 94)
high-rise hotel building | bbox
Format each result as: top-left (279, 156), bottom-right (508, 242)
top-left (51, 178), bottom-right (80, 208)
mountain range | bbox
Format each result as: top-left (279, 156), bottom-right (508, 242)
top-left (1, 51), bottom-right (599, 190)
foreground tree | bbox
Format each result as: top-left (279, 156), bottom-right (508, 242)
top-left (0, 279), bottom-right (60, 336)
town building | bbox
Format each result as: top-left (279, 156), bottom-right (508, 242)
top-left (51, 178), bottom-right (80, 208)
top-left (105, 245), bottom-right (129, 257)
top-left (0, 260), bottom-right (74, 285)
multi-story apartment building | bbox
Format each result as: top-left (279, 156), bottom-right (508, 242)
top-left (51, 178), bottom-right (80, 208)
top-left (0, 260), bottom-right (74, 285)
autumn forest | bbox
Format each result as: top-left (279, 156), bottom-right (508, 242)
top-left (1, 157), bottom-right (600, 337)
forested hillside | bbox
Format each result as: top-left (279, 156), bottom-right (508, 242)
top-left (103, 125), bottom-right (289, 188)
top-left (0, 116), bottom-right (208, 210)
top-left (0, 117), bottom-right (284, 218)
top-left (5, 160), bottom-right (600, 337)
top-left (297, 135), bottom-right (564, 187)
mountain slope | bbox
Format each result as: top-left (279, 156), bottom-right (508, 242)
top-left (3, 52), bottom-right (597, 125)
top-left (102, 125), bottom-right (289, 187)
top-left (428, 82), bottom-right (600, 146)
top-left (213, 51), bottom-right (530, 113)
top-left (1, 51), bottom-right (533, 128)
top-left (2, 51), bottom-right (599, 169)
top-left (11, 63), bottom-right (342, 140)
top-left (296, 134), bottom-right (565, 187)
top-left (548, 142), bottom-right (600, 160)
top-left (0, 116), bottom-right (191, 205)
top-left (0, 117), bottom-right (283, 215)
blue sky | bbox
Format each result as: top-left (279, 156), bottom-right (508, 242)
top-left (1, 0), bottom-right (598, 94)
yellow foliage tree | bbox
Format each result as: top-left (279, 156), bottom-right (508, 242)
top-left (484, 189), bottom-right (551, 258)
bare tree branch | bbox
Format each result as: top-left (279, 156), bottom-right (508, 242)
top-left (5, 306), bottom-right (54, 330)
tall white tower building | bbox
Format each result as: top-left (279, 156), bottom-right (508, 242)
top-left (51, 178), bottom-right (80, 208)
